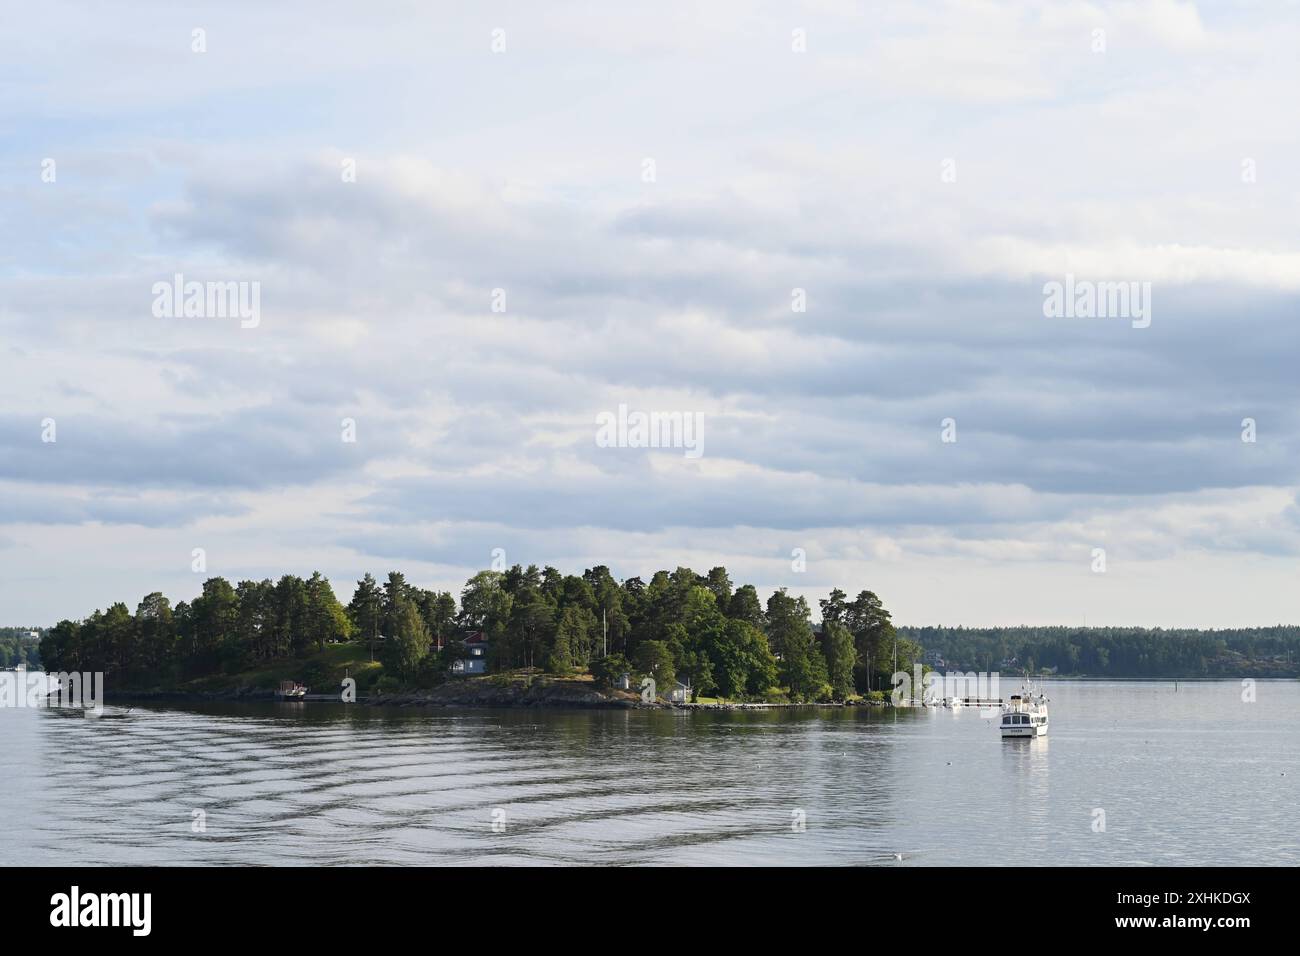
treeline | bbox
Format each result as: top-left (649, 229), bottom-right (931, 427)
top-left (454, 570), bottom-right (909, 701)
top-left (901, 625), bottom-right (1300, 678)
top-left (0, 627), bottom-right (42, 669)
top-left (37, 566), bottom-right (912, 702)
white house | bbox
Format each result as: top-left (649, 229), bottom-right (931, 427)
top-left (666, 680), bottom-right (691, 703)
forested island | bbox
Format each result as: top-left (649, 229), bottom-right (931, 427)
top-left (35, 567), bottom-right (905, 703)
top-left (30, 566), bottom-right (1300, 706)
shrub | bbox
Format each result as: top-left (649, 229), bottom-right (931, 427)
top-left (763, 687), bottom-right (790, 705)
top-left (591, 653), bottom-right (631, 689)
top-left (374, 674), bottom-right (403, 694)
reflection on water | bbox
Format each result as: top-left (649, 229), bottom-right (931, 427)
top-left (1, 679), bottom-right (1298, 865)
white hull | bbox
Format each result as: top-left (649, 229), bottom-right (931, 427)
top-left (1000, 722), bottom-right (1048, 738)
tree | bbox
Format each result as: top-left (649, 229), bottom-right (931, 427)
top-left (172, 601), bottom-right (194, 664)
top-left (847, 590), bottom-right (896, 694)
top-left (135, 592), bottom-right (175, 677)
top-left (634, 640), bottom-right (676, 695)
top-left (505, 587), bottom-right (553, 671)
top-left (819, 588), bottom-right (848, 627)
top-left (233, 580), bottom-right (271, 667)
top-left (548, 605), bottom-right (593, 674)
top-left (591, 652), bottom-right (631, 689)
top-left (41, 620), bottom-right (84, 673)
top-left (190, 578), bottom-right (238, 674)
top-left (547, 607), bottom-right (578, 674)
top-left (385, 598), bottom-right (431, 680)
top-left (726, 584), bottom-right (765, 629)
top-left (268, 575), bottom-right (307, 660)
top-left (348, 573), bottom-right (383, 661)
top-left (584, 565), bottom-right (628, 654)
top-left (766, 589), bottom-right (826, 701)
top-left (381, 572), bottom-right (412, 639)
top-left (709, 618), bottom-right (778, 699)
top-left (460, 571), bottom-right (512, 640)
top-left (765, 588), bottom-right (806, 661)
top-left (416, 589), bottom-right (457, 651)
top-left (303, 572), bottom-right (352, 653)
top-left (704, 567), bottom-right (733, 607)
top-left (674, 586), bottom-right (721, 699)
top-left (822, 620), bottom-right (857, 700)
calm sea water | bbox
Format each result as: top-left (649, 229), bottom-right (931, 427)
top-left (2, 678), bottom-right (1297, 866)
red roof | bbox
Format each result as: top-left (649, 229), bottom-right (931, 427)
top-left (464, 631), bottom-right (489, 644)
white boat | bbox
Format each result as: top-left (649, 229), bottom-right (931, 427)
top-left (1000, 684), bottom-right (1049, 738)
top-left (276, 681), bottom-right (308, 700)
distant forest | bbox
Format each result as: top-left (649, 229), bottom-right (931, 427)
top-left (900, 625), bottom-right (1300, 678)
top-left (0, 627), bottom-right (42, 669)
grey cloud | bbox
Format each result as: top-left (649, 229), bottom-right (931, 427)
top-left (0, 484), bottom-right (247, 527)
top-left (0, 408), bottom-right (381, 493)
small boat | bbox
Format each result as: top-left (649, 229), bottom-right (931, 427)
top-left (276, 680), bottom-right (308, 700)
top-left (1000, 684), bottom-right (1049, 738)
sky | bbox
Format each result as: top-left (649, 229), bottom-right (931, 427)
top-left (2, 0), bottom-right (1299, 628)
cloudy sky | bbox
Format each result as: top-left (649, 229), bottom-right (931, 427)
top-left (3, 0), bottom-right (1299, 628)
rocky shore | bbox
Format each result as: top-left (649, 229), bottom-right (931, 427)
top-left (369, 678), bottom-right (647, 709)
top-left (107, 676), bottom-right (892, 711)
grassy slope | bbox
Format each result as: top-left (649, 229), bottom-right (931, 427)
top-left (162, 646), bottom-right (825, 704)
top-left (177, 647), bottom-right (627, 700)
top-left (181, 642), bottom-right (383, 694)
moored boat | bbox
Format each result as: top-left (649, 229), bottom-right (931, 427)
top-left (1000, 684), bottom-right (1049, 738)
top-left (276, 680), bottom-right (308, 700)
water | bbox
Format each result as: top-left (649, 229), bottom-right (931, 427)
top-left (2, 678), bottom-right (1297, 866)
